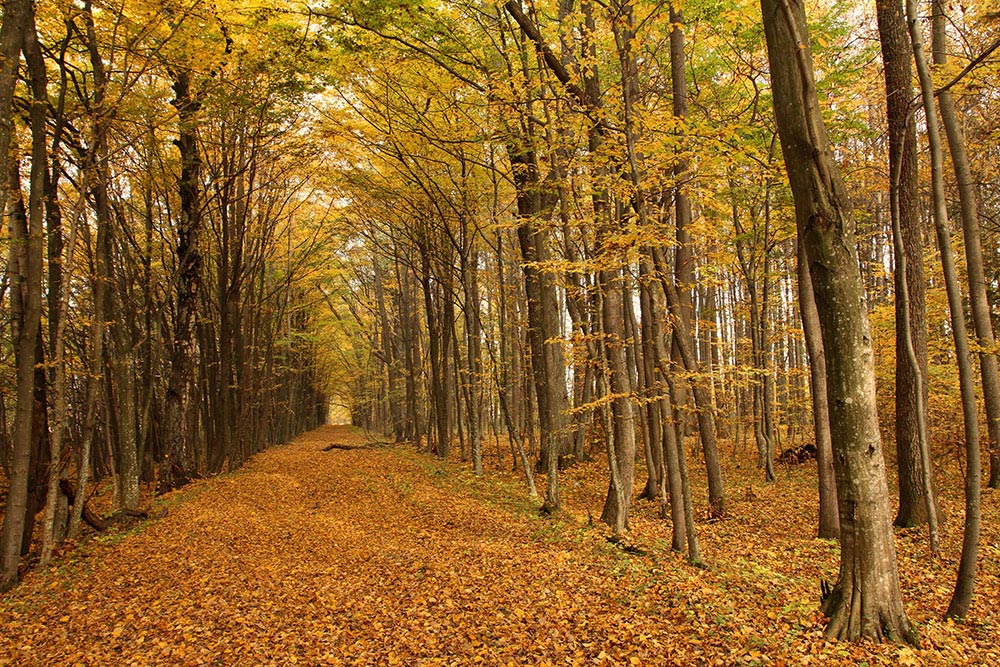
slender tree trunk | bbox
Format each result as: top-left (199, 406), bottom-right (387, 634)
top-left (462, 250), bottom-right (484, 474)
top-left (39, 191), bottom-right (84, 566)
top-left (874, 0), bottom-right (937, 529)
top-left (732, 194), bottom-right (775, 482)
top-left (40, 20), bottom-right (74, 562)
top-left (654, 248), bottom-right (727, 518)
top-left (494, 230), bottom-right (538, 496)
top-left (374, 259), bottom-right (403, 440)
top-left (648, 258), bottom-right (690, 553)
top-left (876, 0), bottom-right (936, 550)
top-left (668, 8), bottom-right (726, 517)
top-left (932, 1), bottom-right (1000, 493)
top-left (907, 0), bottom-right (982, 621)
top-left (397, 260), bottom-right (420, 442)
top-left (796, 237), bottom-right (839, 539)
top-left (760, 208), bottom-right (777, 483)
top-left (507, 142), bottom-right (565, 512)
top-left (664, 370), bottom-right (701, 565)
top-left (419, 247), bottom-right (447, 457)
top-left (596, 264), bottom-right (637, 534)
top-left (638, 263), bottom-right (664, 502)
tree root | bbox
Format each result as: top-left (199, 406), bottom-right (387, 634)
top-left (821, 578), bottom-right (919, 645)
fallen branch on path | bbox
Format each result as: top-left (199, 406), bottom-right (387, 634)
top-left (321, 441), bottom-right (392, 452)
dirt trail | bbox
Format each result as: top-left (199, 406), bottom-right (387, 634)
top-left (0, 426), bottom-right (682, 666)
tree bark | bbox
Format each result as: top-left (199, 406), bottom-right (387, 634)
top-left (917, 0), bottom-right (983, 621)
top-left (160, 67), bottom-right (203, 492)
top-left (874, 0), bottom-right (937, 530)
top-left (668, 8), bottom-right (726, 517)
top-left (0, 0), bottom-right (47, 590)
top-left (654, 248), bottom-right (727, 519)
top-left (507, 138), bottom-right (567, 512)
top-left (647, 256), bottom-right (691, 554)
top-left (462, 249), bottom-right (484, 475)
top-left (761, 0), bottom-right (914, 643)
top-left (596, 264), bottom-right (637, 534)
top-left (796, 237), bottom-right (839, 539)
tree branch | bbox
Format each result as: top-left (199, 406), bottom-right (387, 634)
top-left (935, 36), bottom-right (1000, 96)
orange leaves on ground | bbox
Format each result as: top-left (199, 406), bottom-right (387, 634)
top-left (1, 425), bottom-right (998, 665)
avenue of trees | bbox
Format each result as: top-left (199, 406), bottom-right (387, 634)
top-left (0, 0), bottom-right (329, 592)
top-left (2, 0), bottom-right (1000, 646)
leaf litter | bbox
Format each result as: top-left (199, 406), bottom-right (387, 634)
top-left (1, 425), bottom-right (997, 666)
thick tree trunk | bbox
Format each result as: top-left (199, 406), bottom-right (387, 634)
top-left (0, 2), bottom-right (47, 589)
top-left (597, 266), bottom-right (637, 534)
top-left (507, 142), bottom-right (566, 512)
top-left (0, 0), bottom-right (26, 592)
top-left (0, 168), bottom-right (39, 590)
top-left (161, 68), bottom-right (203, 492)
top-left (761, 0), bottom-right (914, 643)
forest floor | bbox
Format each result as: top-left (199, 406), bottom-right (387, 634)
top-left (0, 425), bottom-right (998, 666)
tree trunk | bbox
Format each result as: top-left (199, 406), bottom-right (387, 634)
top-left (912, 0), bottom-right (982, 621)
top-left (596, 265), bottom-right (637, 534)
top-left (507, 141), bottom-right (566, 512)
top-left (419, 243), bottom-right (450, 458)
top-left (761, 0), bottom-right (914, 643)
top-left (39, 186), bottom-right (84, 566)
top-left (638, 263), bottom-right (664, 503)
top-left (0, 0), bottom-right (25, 592)
top-left (668, 9), bottom-right (726, 517)
top-left (874, 0), bottom-right (936, 530)
top-left (161, 67), bottom-right (203, 492)
top-left (648, 257), bottom-right (691, 554)
top-left (654, 248), bottom-right (727, 519)
top-left (796, 237), bottom-right (839, 539)
top-left (0, 1), bottom-right (46, 589)
top-left (462, 250), bottom-right (484, 474)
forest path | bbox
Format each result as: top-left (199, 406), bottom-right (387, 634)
top-left (2, 426), bottom-right (996, 666)
top-left (0, 426), bottom-right (691, 666)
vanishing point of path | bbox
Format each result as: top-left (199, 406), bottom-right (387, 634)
top-left (1, 426), bottom-right (684, 666)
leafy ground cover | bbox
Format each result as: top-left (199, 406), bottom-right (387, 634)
top-left (1, 425), bottom-right (996, 665)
